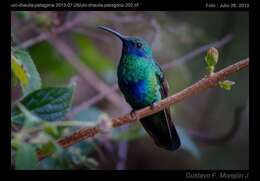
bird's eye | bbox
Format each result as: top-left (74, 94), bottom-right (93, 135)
top-left (136, 42), bottom-right (142, 48)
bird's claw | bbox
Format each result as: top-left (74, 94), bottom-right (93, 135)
top-left (150, 102), bottom-right (156, 110)
top-left (130, 110), bottom-right (139, 121)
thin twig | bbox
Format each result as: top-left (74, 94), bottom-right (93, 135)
top-left (68, 84), bottom-right (119, 118)
top-left (112, 123), bottom-right (130, 170)
top-left (49, 36), bottom-right (126, 111)
top-left (17, 14), bottom-right (84, 49)
top-left (74, 27), bottom-right (111, 42)
top-left (69, 34), bottom-right (233, 117)
top-left (189, 106), bottom-right (243, 144)
top-left (38, 58), bottom-right (249, 160)
top-left (116, 139), bottom-right (128, 170)
top-left (162, 34), bottom-right (233, 69)
top-left (150, 18), bottom-right (161, 49)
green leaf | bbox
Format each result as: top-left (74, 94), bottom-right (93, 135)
top-left (38, 141), bottom-right (61, 156)
top-left (17, 103), bottom-right (41, 128)
top-left (12, 49), bottom-right (42, 96)
top-left (43, 122), bottom-right (60, 138)
top-left (11, 137), bottom-right (22, 149)
top-left (11, 55), bottom-right (29, 88)
top-left (11, 114), bottom-right (25, 125)
top-left (37, 142), bottom-right (96, 170)
top-left (176, 126), bottom-right (201, 158)
top-left (69, 146), bottom-right (98, 169)
top-left (219, 80), bottom-right (236, 90)
top-left (83, 158), bottom-right (98, 169)
top-left (37, 157), bottom-right (57, 170)
top-left (30, 132), bottom-right (52, 144)
top-left (73, 142), bottom-right (95, 156)
top-left (12, 86), bottom-right (75, 124)
top-left (15, 143), bottom-right (38, 170)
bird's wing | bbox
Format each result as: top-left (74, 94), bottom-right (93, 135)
top-left (154, 60), bottom-right (181, 150)
top-left (156, 70), bottom-right (173, 137)
top-left (153, 59), bottom-right (169, 97)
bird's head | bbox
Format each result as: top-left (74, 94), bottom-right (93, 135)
top-left (98, 26), bottom-right (153, 58)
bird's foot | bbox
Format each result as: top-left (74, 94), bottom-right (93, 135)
top-left (150, 101), bottom-right (157, 110)
top-left (130, 110), bottom-right (139, 121)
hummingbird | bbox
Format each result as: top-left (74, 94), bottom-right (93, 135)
top-left (98, 26), bottom-right (181, 151)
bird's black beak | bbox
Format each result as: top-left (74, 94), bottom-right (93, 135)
top-left (98, 26), bottom-right (126, 41)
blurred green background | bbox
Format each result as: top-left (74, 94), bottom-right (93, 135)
top-left (11, 11), bottom-right (249, 170)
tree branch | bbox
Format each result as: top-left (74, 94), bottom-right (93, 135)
top-left (17, 14), bottom-right (84, 49)
top-left (68, 34), bottom-right (233, 117)
top-left (38, 58), bottom-right (249, 160)
top-left (49, 36), bottom-right (126, 110)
